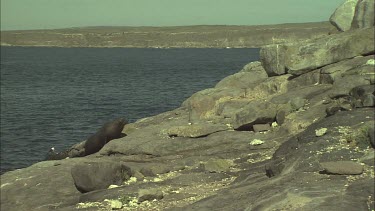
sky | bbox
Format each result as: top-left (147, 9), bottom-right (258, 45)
top-left (1, 0), bottom-right (345, 30)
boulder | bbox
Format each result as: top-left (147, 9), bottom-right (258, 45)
top-left (320, 161), bottom-right (364, 175)
top-left (232, 101), bottom-right (277, 130)
top-left (215, 61), bottom-right (268, 89)
top-left (351, 0), bottom-right (375, 29)
top-left (71, 162), bottom-right (131, 193)
top-left (329, 0), bottom-right (357, 31)
top-left (260, 44), bottom-right (288, 76)
top-left (260, 27), bottom-right (375, 76)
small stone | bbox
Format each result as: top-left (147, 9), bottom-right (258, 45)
top-left (276, 110), bottom-right (286, 125)
top-left (315, 128), bottom-right (328, 137)
top-left (320, 161), bottom-right (364, 175)
top-left (250, 139), bottom-right (264, 146)
top-left (138, 188), bottom-right (164, 203)
top-left (326, 106), bottom-right (341, 116)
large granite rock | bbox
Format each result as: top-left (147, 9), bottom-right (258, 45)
top-left (260, 27), bottom-right (375, 76)
top-left (351, 0), bottom-right (375, 29)
top-left (329, 0), bottom-right (357, 31)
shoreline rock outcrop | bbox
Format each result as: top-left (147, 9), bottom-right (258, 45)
top-left (1, 1), bottom-right (374, 210)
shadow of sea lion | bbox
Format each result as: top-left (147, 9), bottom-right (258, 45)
top-left (46, 118), bottom-right (128, 160)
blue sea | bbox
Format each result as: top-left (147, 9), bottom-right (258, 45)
top-left (0, 47), bottom-right (259, 174)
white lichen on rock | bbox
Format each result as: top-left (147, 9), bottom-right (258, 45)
top-left (124, 177), bottom-right (137, 185)
top-left (366, 59), bottom-right (375, 65)
top-left (271, 121), bottom-right (278, 128)
top-left (76, 202), bottom-right (102, 209)
top-left (104, 199), bottom-right (123, 210)
top-left (108, 184), bottom-right (120, 189)
top-left (250, 139), bottom-right (264, 145)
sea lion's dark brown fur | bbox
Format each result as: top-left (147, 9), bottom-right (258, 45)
top-left (46, 118), bottom-right (127, 160)
top-left (84, 118), bottom-right (128, 156)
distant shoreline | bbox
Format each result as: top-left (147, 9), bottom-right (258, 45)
top-left (1, 22), bottom-right (338, 48)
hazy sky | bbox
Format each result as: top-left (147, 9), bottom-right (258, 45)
top-left (1, 0), bottom-right (345, 30)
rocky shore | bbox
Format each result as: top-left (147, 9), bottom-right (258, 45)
top-left (1, 1), bottom-right (374, 210)
top-left (1, 22), bottom-right (336, 48)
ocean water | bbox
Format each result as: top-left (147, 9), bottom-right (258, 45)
top-left (0, 47), bottom-right (259, 174)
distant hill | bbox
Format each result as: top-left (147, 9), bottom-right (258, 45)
top-left (0, 22), bottom-right (338, 48)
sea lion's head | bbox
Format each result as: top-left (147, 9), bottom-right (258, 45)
top-left (102, 118), bottom-right (128, 139)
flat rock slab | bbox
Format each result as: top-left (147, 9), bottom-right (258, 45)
top-left (320, 161), bottom-right (364, 175)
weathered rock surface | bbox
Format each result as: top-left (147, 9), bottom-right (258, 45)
top-left (214, 61), bottom-right (268, 89)
top-left (320, 55), bottom-right (374, 84)
top-left (203, 159), bottom-right (234, 173)
top-left (351, 0), bottom-right (375, 29)
top-left (329, 0), bottom-right (357, 31)
top-left (1, 7), bottom-right (374, 210)
top-left (260, 27), bottom-right (374, 76)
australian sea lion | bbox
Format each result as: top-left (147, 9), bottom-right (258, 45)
top-left (84, 118), bottom-right (128, 156)
top-left (46, 118), bottom-right (127, 160)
